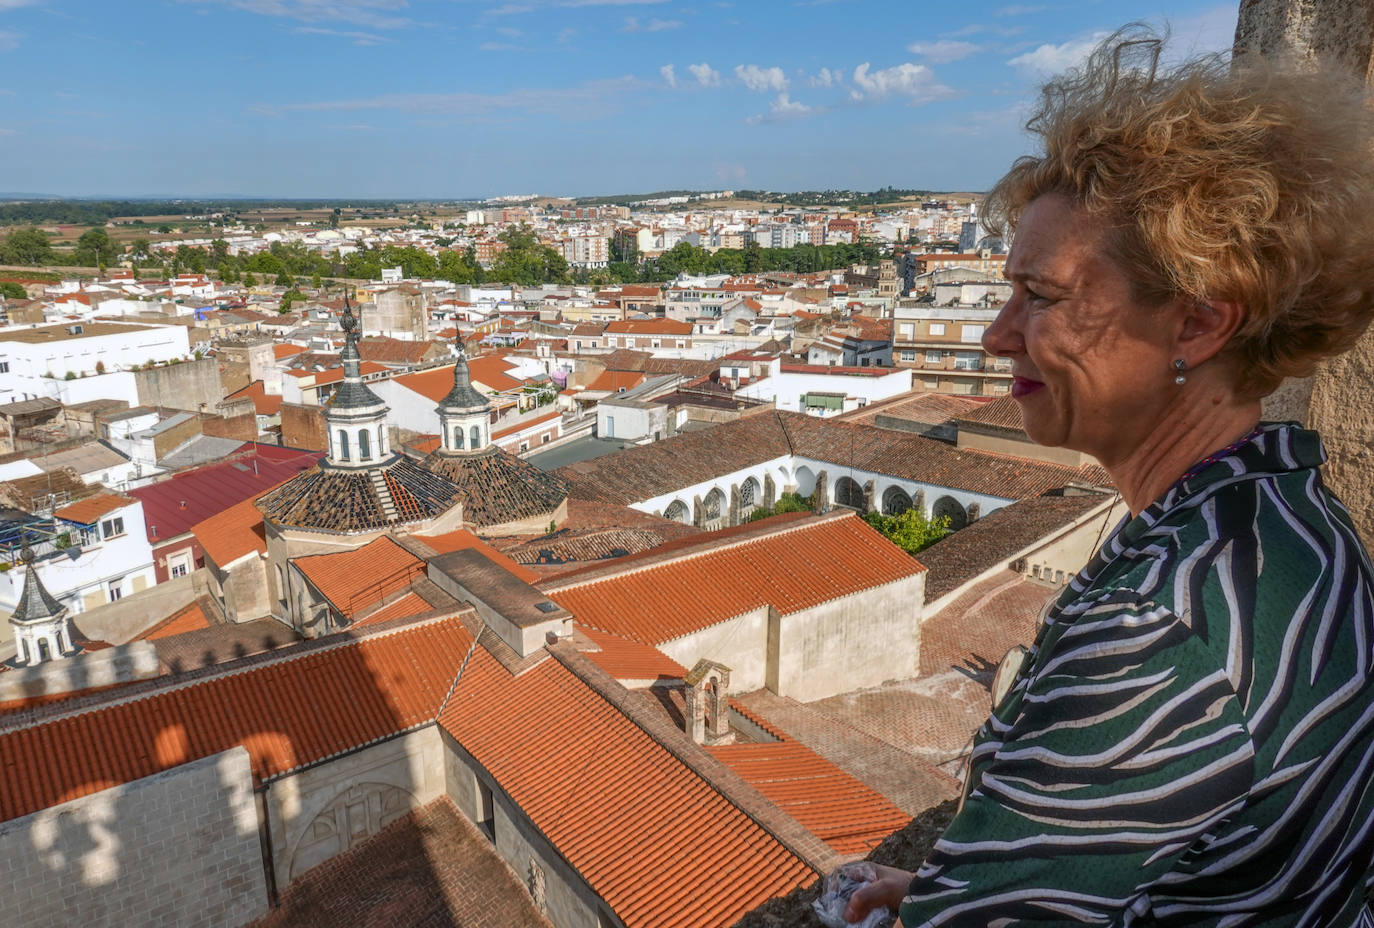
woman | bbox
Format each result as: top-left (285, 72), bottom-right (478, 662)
top-left (846, 29), bottom-right (1374, 927)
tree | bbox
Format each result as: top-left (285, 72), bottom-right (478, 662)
top-left (218, 260), bottom-right (239, 283)
top-left (329, 208), bottom-right (341, 230)
top-left (244, 272), bottom-right (258, 286)
top-left (74, 227), bottom-right (120, 267)
top-left (0, 282), bottom-right (26, 299)
top-left (862, 509), bottom-right (951, 556)
top-left (0, 227), bottom-right (56, 266)
top-left (437, 247), bottom-right (482, 285)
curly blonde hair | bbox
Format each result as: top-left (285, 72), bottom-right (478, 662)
top-left (984, 26), bottom-right (1374, 398)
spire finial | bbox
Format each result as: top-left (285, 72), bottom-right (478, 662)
top-left (20, 544), bottom-right (34, 568)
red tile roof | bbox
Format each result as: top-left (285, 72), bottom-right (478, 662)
top-left (226, 380), bottom-right (283, 416)
top-left (415, 529), bottom-right (540, 583)
top-left (273, 343), bottom-right (306, 360)
top-left (545, 512), bottom-right (923, 645)
top-left (54, 492), bottom-right (133, 525)
top-left (137, 600), bottom-right (213, 640)
top-left (192, 497), bottom-right (269, 567)
top-left (584, 370), bottom-right (644, 393)
top-left (0, 618), bottom-right (465, 822)
top-left (353, 592), bottom-right (433, 628)
top-left (294, 536), bottom-right (427, 619)
top-left (439, 651), bottom-right (815, 928)
top-left (392, 357), bottom-right (520, 402)
top-left (605, 319), bottom-right (692, 336)
top-left (130, 445), bottom-right (323, 542)
top-left (577, 627), bottom-right (687, 683)
top-left (710, 739), bottom-right (911, 856)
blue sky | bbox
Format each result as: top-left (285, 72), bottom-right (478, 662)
top-left (0, 0), bottom-right (1238, 198)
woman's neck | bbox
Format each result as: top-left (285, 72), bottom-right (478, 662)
top-left (1100, 388), bottom-right (1262, 517)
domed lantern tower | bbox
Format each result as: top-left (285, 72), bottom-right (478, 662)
top-left (325, 297), bottom-right (393, 468)
top-left (8, 547), bottom-right (77, 666)
top-left (436, 337), bottom-right (493, 455)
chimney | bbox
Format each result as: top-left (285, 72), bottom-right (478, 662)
top-left (178, 500), bottom-right (187, 510)
top-left (682, 659), bottom-right (734, 746)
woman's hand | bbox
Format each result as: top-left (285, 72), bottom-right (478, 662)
top-left (843, 863), bottom-right (913, 923)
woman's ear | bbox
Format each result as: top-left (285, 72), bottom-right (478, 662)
top-left (1177, 298), bottom-right (1246, 367)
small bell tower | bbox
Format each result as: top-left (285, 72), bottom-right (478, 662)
top-left (435, 334), bottom-right (493, 455)
top-left (9, 546), bottom-right (77, 666)
top-left (324, 295), bottom-right (393, 468)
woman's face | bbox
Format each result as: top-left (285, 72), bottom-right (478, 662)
top-left (983, 194), bottom-right (1178, 464)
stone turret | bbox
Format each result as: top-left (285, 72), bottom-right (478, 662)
top-left (435, 335), bottom-right (493, 455)
top-left (324, 296), bottom-right (392, 468)
top-left (9, 547), bottom-right (77, 666)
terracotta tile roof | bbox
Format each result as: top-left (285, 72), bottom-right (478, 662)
top-left (273, 343), bottom-right (306, 360)
top-left (356, 336), bottom-right (436, 365)
top-left (137, 599), bottom-right (213, 640)
top-left (392, 357), bottom-right (518, 403)
top-left (439, 648), bottom-right (815, 928)
top-left (577, 627), bottom-right (686, 683)
top-left (584, 370), bottom-right (644, 393)
top-left (953, 394), bottom-right (1025, 432)
top-left (414, 526), bottom-right (534, 577)
top-left (192, 496), bottom-right (268, 566)
top-left (836, 390), bottom-right (988, 428)
top-left (917, 491), bottom-right (1116, 600)
top-left (352, 592), bottom-right (433, 628)
top-left (225, 380), bottom-right (283, 416)
top-left (0, 618), bottom-right (465, 822)
top-left (491, 409), bottom-right (560, 440)
top-left (256, 456), bottom-right (464, 534)
top-left (295, 536), bottom-right (427, 619)
top-left (710, 739), bottom-right (911, 856)
top-left (604, 319), bottom-right (692, 335)
top-left (422, 446), bottom-right (567, 529)
top-left (544, 511), bottom-right (923, 645)
top-left (556, 409), bottom-right (1110, 507)
top-left (53, 492), bottom-right (132, 525)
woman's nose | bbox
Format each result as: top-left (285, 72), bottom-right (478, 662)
top-left (983, 296), bottom-right (1024, 357)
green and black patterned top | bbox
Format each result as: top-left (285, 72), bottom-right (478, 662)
top-left (901, 423), bottom-right (1374, 927)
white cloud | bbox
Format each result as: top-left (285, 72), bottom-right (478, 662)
top-left (0, 30), bottom-right (17, 52)
top-left (1166, 5), bottom-right (1240, 59)
top-left (176, 0), bottom-right (412, 30)
top-left (0, 0), bottom-right (39, 8)
top-left (479, 41), bottom-right (519, 51)
top-left (556, 26), bottom-right (575, 42)
top-left (850, 62), bottom-right (952, 102)
top-left (294, 26), bottom-right (394, 45)
top-left (688, 62), bottom-right (720, 87)
top-left (660, 63), bottom-right (676, 87)
top-left (272, 76), bottom-right (642, 117)
top-left (906, 39), bottom-right (980, 63)
top-left (808, 67), bottom-right (837, 88)
top-left (997, 4), bottom-right (1044, 15)
top-left (621, 16), bottom-right (681, 31)
top-left (770, 93), bottom-right (810, 117)
top-left (734, 64), bottom-right (787, 93)
top-left (1006, 32), bottom-right (1108, 76)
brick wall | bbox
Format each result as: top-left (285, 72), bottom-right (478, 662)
top-left (0, 747), bottom-right (267, 928)
top-left (280, 402), bottom-right (327, 452)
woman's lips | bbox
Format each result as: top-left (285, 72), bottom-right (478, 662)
top-left (1012, 376), bottom-right (1045, 398)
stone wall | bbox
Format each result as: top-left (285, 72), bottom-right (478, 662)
top-left (0, 748), bottom-right (267, 928)
top-left (1238, 0), bottom-right (1374, 547)
top-left (441, 729), bottom-right (605, 928)
top-left (133, 358), bottom-right (224, 413)
top-left (280, 402), bottom-right (327, 452)
top-left (264, 726), bottom-right (447, 892)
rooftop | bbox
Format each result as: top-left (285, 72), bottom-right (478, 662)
top-left (421, 445), bottom-right (567, 528)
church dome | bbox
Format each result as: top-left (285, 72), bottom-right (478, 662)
top-left (422, 445), bottom-right (567, 530)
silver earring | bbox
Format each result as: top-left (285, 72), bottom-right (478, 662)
top-left (1174, 359), bottom-right (1187, 385)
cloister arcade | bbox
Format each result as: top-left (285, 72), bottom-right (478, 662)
top-left (639, 456), bottom-right (1008, 534)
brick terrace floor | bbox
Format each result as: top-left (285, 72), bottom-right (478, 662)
top-left (735, 571), bottom-right (1059, 815)
top-left (253, 797), bottom-right (553, 928)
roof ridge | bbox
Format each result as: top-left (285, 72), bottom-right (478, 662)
top-left (544, 510), bottom-right (852, 594)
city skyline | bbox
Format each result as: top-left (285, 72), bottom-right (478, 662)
top-left (0, 0), bottom-right (1237, 198)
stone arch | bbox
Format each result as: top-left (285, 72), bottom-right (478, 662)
top-left (793, 465), bottom-right (818, 497)
top-left (663, 499), bottom-right (690, 524)
top-left (932, 495), bottom-right (968, 530)
top-left (739, 477), bottom-right (760, 514)
top-left (701, 487), bottom-right (726, 531)
top-left (882, 485), bottom-right (913, 515)
top-left (834, 476), bottom-right (865, 511)
top-left (289, 781), bottom-right (420, 881)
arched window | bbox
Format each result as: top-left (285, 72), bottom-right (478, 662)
top-left (337, 429), bottom-right (350, 461)
top-left (358, 428), bottom-right (372, 460)
top-left (470, 425), bottom-right (481, 448)
top-left (37, 638), bottom-right (51, 662)
top-left (932, 495), bottom-right (968, 531)
top-left (882, 486), bottom-right (913, 516)
top-left (702, 488), bottom-right (726, 531)
top-left (740, 478), bottom-right (759, 509)
top-left (664, 500), bottom-right (690, 524)
top-left (453, 425), bottom-right (464, 450)
top-left (835, 476), bottom-right (865, 511)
